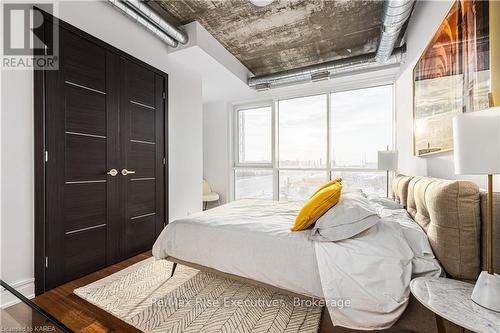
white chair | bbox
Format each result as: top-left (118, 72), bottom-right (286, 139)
top-left (203, 179), bottom-right (220, 210)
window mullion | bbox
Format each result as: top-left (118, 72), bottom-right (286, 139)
top-left (273, 100), bottom-right (280, 201)
top-left (326, 93), bottom-right (332, 180)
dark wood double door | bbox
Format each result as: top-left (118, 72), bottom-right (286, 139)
top-left (43, 23), bottom-right (167, 290)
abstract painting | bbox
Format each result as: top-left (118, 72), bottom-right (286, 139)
top-left (413, 0), bottom-right (490, 156)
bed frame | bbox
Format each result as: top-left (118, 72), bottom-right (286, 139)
top-left (166, 256), bottom-right (317, 301)
top-left (164, 175), bottom-right (499, 333)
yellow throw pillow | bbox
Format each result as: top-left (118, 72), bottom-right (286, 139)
top-left (291, 181), bottom-right (343, 231)
top-left (310, 178), bottom-right (342, 198)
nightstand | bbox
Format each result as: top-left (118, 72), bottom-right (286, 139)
top-left (410, 277), bottom-right (500, 333)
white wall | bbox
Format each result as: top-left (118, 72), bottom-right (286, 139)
top-left (203, 102), bottom-right (230, 205)
top-left (0, 68), bottom-right (36, 307)
top-left (395, 0), bottom-right (497, 190)
top-left (168, 63), bottom-right (203, 220)
top-left (1, 0), bottom-right (203, 302)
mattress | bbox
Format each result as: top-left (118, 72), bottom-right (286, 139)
top-left (153, 199), bottom-right (324, 298)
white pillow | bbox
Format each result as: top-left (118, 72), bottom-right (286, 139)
top-left (366, 193), bottom-right (404, 210)
top-left (310, 192), bottom-right (380, 242)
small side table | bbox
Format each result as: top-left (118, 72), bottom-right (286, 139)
top-left (410, 277), bottom-right (500, 333)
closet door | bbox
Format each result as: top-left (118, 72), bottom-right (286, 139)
top-left (120, 59), bottom-right (165, 259)
top-left (42, 21), bottom-right (166, 291)
top-left (45, 28), bottom-right (120, 289)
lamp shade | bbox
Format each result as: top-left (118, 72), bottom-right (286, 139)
top-left (378, 150), bottom-right (398, 171)
top-left (453, 107), bottom-right (500, 175)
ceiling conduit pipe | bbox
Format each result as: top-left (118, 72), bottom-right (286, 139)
top-left (248, 46), bottom-right (406, 90)
top-left (108, 0), bottom-right (188, 48)
top-left (375, 0), bottom-right (415, 63)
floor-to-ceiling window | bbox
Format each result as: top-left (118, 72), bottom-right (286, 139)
top-left (233, 84), bottom-right (394, 201)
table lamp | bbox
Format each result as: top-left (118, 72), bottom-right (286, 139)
top-left (378, 146), bottom-right (398, 197)
top-left (453, 107), bottom-right (500, 312)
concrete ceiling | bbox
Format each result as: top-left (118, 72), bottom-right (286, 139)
top-left (154, 0), bottom-right (384, 76)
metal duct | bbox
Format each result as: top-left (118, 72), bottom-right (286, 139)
top-left (248, 0), bottom-right (413, 89)
top-left (248, 46), bottom-right (405, 88)
top-left (108, 0), bottom-right (188, 48)
top-left (375, 0), bottom-right (415, 63)
top-left (125, 0), bottom-right (188, 44)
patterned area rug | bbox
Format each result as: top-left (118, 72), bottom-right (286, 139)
top-left (74, 258), bottom-right (322, 333)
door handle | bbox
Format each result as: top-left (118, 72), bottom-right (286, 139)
top-left (107, 169), bottom-right (118, 177)
top-left (121, 169), bottom-right (136, 176)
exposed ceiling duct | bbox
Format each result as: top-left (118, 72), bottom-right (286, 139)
top-left (248, 0), bottom-right (415, 89)
top-left (375, 0), bottom-right (415, 63)
top-left (248, 46), bottom-right (406, 89)
top-left (108, 0), bottom-right (188, 48)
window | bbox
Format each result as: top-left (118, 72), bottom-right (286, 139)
top-left (233, 84), bottom-right (393, 201)
top-left (331, 171), bottom-right (386, 196)
top-left (234, 105), bottom-right (274, 200)
top-left (235, 169), bottom-right (273, 200)
top-left (279, 95), bottom-right (327, 168)
top-left (279, 171), bottom-right (328, 201)
top-left (330, 85), bottom-right (393, 169)
top-left (237, 107), bottom-right (272, 164)
top-left (330, 85), bottom-right (393, 196)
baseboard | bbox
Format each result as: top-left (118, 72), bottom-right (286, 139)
top-left (1, 278), bottom-right (35, 308)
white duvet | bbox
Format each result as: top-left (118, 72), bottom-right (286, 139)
top-left (152, 198), bottom-right (441, 330)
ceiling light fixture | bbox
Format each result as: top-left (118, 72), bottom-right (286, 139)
top-left (249, 0), bottom-right (274, 7)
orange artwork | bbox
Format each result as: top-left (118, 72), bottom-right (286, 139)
top-left (413, 0), bottom-right (489, 156)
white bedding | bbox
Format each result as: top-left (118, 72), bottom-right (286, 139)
top-left (153, 199), bottom-right (324, 297)
top-left (152, 197), bottom-right (441, 330)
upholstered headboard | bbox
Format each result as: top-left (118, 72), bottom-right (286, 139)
top-left (393, 175), bottom-right (500, 281)
top-left (392, 175), bottom-right (412, 207)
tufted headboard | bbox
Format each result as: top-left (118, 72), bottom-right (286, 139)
top-left (393, 175), bottom-right (500, 281)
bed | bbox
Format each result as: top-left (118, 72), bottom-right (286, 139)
top-left (153, 200), bottom-right (324, 298)
top-left (153, 175), bottom-right (500, 332)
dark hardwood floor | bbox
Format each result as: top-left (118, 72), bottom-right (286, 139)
top-left (33, 252), bottom-right (150, 332)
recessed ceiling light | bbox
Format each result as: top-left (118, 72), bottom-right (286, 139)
top-left (249, 0), bottom-right (274, 7)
